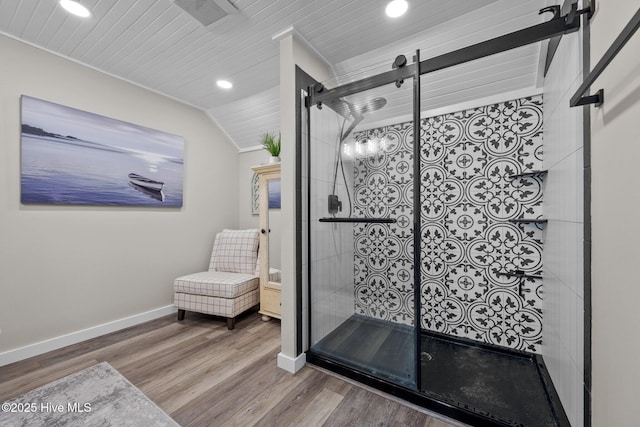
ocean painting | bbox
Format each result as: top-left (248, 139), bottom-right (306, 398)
top-left (20, 95), bottom-right (184, 207)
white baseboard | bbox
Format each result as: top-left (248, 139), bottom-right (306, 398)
top-left (277, 351), bottom-right (306, 373)
top-left (0, 305), bottom-right (177, 367)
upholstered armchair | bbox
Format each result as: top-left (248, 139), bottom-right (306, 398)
top-left (174, 229), bottom-right (261, 330)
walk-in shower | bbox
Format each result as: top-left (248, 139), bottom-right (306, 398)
top-left (300, 3), bottom-right (587, 426)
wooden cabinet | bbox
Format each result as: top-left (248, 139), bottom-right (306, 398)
top-left (260, 287), bottom-right (281, 319)
top-left (251, 163), bottom-right (281, 321)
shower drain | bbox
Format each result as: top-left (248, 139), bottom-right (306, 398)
top-left (421, 351), bottom-right (433, 361)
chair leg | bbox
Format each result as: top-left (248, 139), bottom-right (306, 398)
top-left (177, 309), bottom-right (185, 321)
top-left (226, 317), bottom-right (235, 330)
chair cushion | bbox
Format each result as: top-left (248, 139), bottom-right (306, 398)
top-left (208, 229), bottom-right (259, 274)
top-left (174, 271), bottom-right (259, 298)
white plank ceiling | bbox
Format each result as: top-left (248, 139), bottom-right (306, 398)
top-left (0, 0), bottom-right (551, 150)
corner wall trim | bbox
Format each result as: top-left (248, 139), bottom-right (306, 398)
top-left (0, 305), bottom-right (177, 367)
top-left (277, 351), bottom-right (306, 373)
top-left (204, 110), bottom-right (242, 151)
top-left (271, 26), bottom-right (335, 76)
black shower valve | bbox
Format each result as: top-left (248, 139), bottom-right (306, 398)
top-left (328, 194), bottom-right (342, 214)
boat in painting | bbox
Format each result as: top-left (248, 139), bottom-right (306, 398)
top-left (128, 173), bottom-right (164, 191)
top-left (128, 181), bottom-right (165, 202)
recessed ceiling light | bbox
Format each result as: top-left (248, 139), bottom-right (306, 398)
top-left (217, 80), bottom-right (233, 89)
top-left (386, 0), bottom-right (408, 18)
top-left (59, 0), bottom-right (92, 18)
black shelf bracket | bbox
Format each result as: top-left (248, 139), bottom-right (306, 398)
top-left (509, 218), bottom-right (548, 224)
top-left (498, 270), bottom-right (543, 280)
top-left (509, 170), bottom-right (548, 179)
top-left (497, 270), bottom-right (543, 298)
top-left (571, 6), bottom-right (640, 108)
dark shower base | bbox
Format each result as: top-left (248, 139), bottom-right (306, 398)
top-left (310, 315), bottom-right (416, 388)
top-left (309, 315), bottom-right (569, 427)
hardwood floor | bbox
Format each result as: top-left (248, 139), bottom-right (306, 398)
top-left (0, 311), bottom-right (461, 427)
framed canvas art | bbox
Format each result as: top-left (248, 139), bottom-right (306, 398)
top-left (20, 95), bottom-right (184, 207)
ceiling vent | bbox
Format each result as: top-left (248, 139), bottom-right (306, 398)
top-left (173, 0), bottom-right (238, 27)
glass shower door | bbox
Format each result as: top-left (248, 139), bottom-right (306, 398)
top-left (307, 72), bottom-right (418, 389)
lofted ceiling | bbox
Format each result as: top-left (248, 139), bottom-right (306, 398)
top-left (0, 0), bottom-right (551, 151)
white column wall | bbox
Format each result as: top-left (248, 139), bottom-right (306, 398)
top-left (278, 33), bottom-right (333, 372)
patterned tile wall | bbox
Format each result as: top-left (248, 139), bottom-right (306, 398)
top-left (353, 96), bottom-right (544, 352)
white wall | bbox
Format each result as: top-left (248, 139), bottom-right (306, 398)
top-left (278, 32), bottom-right (333, 371)
top-left (542, 12), bottom-right (586, 425)
top-left (238, 149), bottom-right (281, 269)
top-left (590, 1), bottom-right (640, 426)
top-left (0, 35), bottom-right (239, 359)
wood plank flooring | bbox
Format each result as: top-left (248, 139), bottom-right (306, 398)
top-left (0, 311), bottom-right (461, 427)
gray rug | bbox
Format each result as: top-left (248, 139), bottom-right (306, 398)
top-left (0, 362), bottom-right (179, 426)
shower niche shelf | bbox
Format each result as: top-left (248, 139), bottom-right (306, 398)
top-left (498, 270), bottom-right (543, 280)
top-left (508, 169), bottom-right (548, 179)
top-left (509, 218), bottom-right (548, 224)
top-left (319, 217), bottom-right (396, 224)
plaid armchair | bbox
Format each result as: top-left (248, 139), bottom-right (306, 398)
top-left (174, 229), bottom-right (261, 330)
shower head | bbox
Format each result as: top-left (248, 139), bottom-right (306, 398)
top-left (326, 96), bottom-right (387, 119)
top-left (327, 98), bottom-right (354, 118)
top-left (337, 97), bottom-right (388, 144)
top-left (352, 97), bottom-right (387, 115)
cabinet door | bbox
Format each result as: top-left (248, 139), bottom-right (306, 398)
top-left (261, 288), bottom-right (281, 316)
